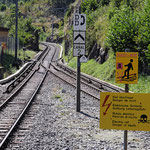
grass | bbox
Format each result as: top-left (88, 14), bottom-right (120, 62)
top-left (54, 94), bottom-right (61, 99)
top-left (128, 75), bottom-right (150, 93)
top-left (68, 50), bottom-right (115, 80)
top-left (18, 49), bottom-right (37, 61)
top-left (1, 48), bottom-right (37, 78)
top-left (67, 50), bottom-right (150, 93)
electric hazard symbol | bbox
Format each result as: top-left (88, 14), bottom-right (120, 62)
top-left (102, 95), bottom-right (112, 115)
top-left (116, 52), bottom-right (138, 84)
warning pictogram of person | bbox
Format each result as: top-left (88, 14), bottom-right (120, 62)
top-left (116, 52), bottom-right (138, 84)
top-left (122, 59), bottom-right (133, 79)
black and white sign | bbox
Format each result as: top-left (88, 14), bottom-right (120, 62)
top-left (74, 31), bottom-right (85, 44)
top-left (80, 55), bottom-right (88, 63)
top-left (73, 13), bottom-right (86, 58)
top-left (73, 44), bottom-right (85, 56)
top-left (74, 14), bottom-right (86, 31)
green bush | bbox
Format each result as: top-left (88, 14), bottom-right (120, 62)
top-left (81, 0), bottom-right (99, 13)
top-left (100, 0), bottom-right (110, 6)
top-left (0, 4), bottom-right (6, 11)
top-left (138, 0), bottom-right (150, 50)
top-left (106, 6), bottom-right (138, 52)
top-left (136, 0), bottom-right (150, 69)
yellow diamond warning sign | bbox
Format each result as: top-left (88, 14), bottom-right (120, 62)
top-left (100, 92), bottom-right (150, 131)
top-left (116, 52), bottom-right (138, 84)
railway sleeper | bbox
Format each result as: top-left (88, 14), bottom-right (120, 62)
top-left (5, 86), bottom-right (13, 93)
top-left (99, 84), bottom-right (103, 89)
top-left (5, 80), bottom-right (19, 93)
top-left (21, 74), bottom-right (26, 78)
top-left (18, 77), bottom-right (24, 82)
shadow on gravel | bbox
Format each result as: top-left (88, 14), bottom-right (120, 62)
top-left (80, 111), bottom-right (100, 120)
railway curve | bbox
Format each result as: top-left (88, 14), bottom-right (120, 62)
top-left (0, 43), bottom-right (141, 150)
top-left (0, 42), bottom-right (59, 149)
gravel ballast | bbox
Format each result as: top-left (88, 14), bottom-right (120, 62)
top-left (5, 73), bottom-right (150, 150)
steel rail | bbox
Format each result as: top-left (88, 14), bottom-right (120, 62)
top-left (57, 61), bottom-right (125, 93)
top-left (41, 44), bottom-right (100, 100)
top-left (0, 68), bottom-right (37, 109)
top-left (0, 43), bottom-right (56, 149)
top-left (4, 44), bottom-right (49, 93)
top-left (0, 70), bottom-right (48, 149)
top-left (5, 61), bottom-right (37, 93)
top-left (49, 69), bottom-right (99, 100)
top-left (0, 47), bottom-right (51, 108)
top-left (51, 63), bottom-right (105, 92)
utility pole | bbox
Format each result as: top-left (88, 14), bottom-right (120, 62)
top-left (15, 0), bottom-right (18, 65)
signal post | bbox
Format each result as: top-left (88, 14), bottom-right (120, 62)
top-left (73, 13), bottom-right (87, 112)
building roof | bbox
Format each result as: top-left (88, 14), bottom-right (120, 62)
top-left (0, 27), bottom-right (9, 32)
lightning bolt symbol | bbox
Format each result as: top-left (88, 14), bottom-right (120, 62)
top-left (102, 95), bottom-right (112, 115)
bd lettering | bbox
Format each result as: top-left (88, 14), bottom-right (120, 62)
top-left (75, 15), bottom-right (79, 26)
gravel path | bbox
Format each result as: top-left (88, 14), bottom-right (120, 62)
top-left (5, 72), bottom-right (150, 150)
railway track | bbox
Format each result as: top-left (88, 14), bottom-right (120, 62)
top-left (4, 43), bottom-right (49, 93)
top-left (0, 42), bottom-right (125, 149)
top-left (0, 43), bottom-right (59, 149)
top-left (47, 59), bottom-right (125, 100)
top-left (0, 43), bottom-right (49, 105)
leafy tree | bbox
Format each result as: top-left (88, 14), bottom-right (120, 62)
top-left (138, 0), bottom-right (150, 50)
top-left (106, 6), bottom-right (138, 53)
top-left (81, 0), bottom-right (100, 54)
top-left (81, 0), bottom-right (99, 13)
top-left (137, 0), bottom-right (150, 71)
top-left (100, 0), bottom-right (110, 6)
top-left (52, 0), bottom-right (74, 8)
top-left (0, 4), bottom-right (6, 11)
top-left (17, 17), bottom-right (39, 50)
top-left (106, 3), bottom-right (150, 73)
top-left (112, 0), bottom-right (122, 8)
top-left (19, 1), bottom-right (24, 6)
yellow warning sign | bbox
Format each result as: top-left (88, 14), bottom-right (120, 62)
top-left (116, 52), bottom-right (138, 84)
top-left (100, 92), bottom-right (150, 131)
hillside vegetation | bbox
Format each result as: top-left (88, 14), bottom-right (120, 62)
top-left (1, 0), bottom-right (150, 92)
top-left (0, 0), bottom-right (74, 76)
top-left (65, 0), bottom-right (150, 73)
top-left (63, 0), bottom-right (150, 93)
top-left (0, 0), bottom-right (74, 49)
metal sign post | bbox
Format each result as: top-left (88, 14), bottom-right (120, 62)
top-left (77, 56), bottom-right (81, 112)
top-left (124, 48), bottom-right (129, 150)
top-left (73, 11), bottom-right (86, 112)
top-left (124, 84), bottom-right (129, 150)
top-left (124, 48), bottom-right (130, 150)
